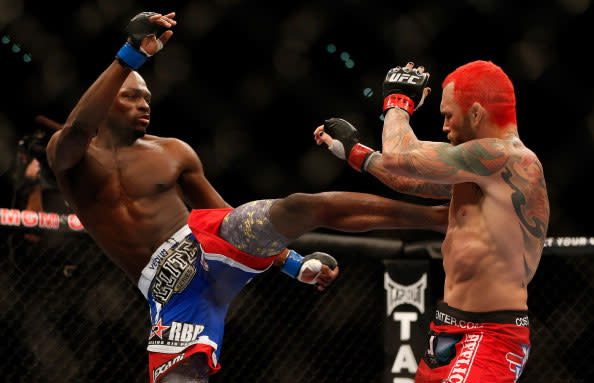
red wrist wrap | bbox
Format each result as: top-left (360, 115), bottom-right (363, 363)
top-left (348, 143), bottom-right (374, 172)
top-left (383, 94), bottom-right (415, 116)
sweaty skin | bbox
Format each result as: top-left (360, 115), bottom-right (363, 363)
top-left (47, 70), bottom-right (230, 281)
top-left (371, 81), bottom-right (549, 312)
top-left (47, 64), bottom-right (449, 285)
top-left (47, 14), bottom-right (454, 382)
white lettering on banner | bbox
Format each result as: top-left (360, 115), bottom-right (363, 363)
top-left (0, 208), bottom-right (20, 226)
top-left (384, 273), bottom-right (427, 315)
top-left (21, 210), bottom-right (38, 227)
top-left (386, 271), bottom-right (426, 381)
top-left (393, 312), bottom-right (418, 341)
top-left (39, 212), bottom-right (59, 229)
top-left (67, 214), bottom-right (84, 230)
top-left (0, 209), bottom-right (82, 230)
top-left (543, 236), bottom-right (594, 247)
top-left (391, 344), bottom-right (418, 374)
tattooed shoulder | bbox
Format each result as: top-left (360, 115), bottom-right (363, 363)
top-left (441, 138), bottom-right (510, 176)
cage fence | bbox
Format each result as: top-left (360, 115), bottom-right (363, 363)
top-left (1, 222), bottom-right (593, 383)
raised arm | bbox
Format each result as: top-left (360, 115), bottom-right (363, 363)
top-left (379, 62), bottom-right (510, 187)
top-left (47, 62), bottom-right (130, 173)
top-left (381, 108), bottom-right (509, 186)
top-left (46, 12), bottom-right (176, 174)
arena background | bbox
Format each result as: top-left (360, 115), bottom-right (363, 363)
top-left (0, 0), bottom-right (593, 382)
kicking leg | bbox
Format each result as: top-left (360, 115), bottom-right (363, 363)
top-left (269, 191), bottom-right (448, 239)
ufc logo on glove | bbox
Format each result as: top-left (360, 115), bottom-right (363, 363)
top-left (387, 72), bottom-right (423, 85)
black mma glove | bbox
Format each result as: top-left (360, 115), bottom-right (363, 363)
top-left (116, 12), bottom-right (167, 70)
top-left (281, 250), bottom-right (338, 285)
top-left (323, 118), bottom-right (379, 172)
top-left (382, 62), bottom-right (430, 116)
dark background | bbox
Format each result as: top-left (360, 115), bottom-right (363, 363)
top-left (1, 0), bottom-right (592, 238)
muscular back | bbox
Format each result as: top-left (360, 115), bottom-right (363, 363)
top-left (55, 135), bottom-right (194, 281)
top-left (441, 139), bottom-right (549, 311)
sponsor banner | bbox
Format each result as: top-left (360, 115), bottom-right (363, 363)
top-left (0, 208), bottom-right (84, 232)
top-left (543, 237), bottom-right (594, 254)
top-left (383, 259), bottom-right (431, 383)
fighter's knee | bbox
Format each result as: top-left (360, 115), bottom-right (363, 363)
top-left (278, 192), bottom-right (321, 214)
top-left (277, 192), bottom-right (333, 222)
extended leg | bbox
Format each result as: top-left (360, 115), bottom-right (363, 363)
top-left (219, 192), bottom-right (447, 257)
top-left (269, 191), bottom-right (448, 238)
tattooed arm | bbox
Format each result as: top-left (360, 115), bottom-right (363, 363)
top-left (365, 154), bottom-right (452, 199)
top-left (313, 119), bottom-right (451, 200)
top-left (381, 109), bottom-right (510, 185)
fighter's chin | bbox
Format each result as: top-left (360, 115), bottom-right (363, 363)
top-left (447, 134), bottom-right (461, 146)
top-left (134, 126), bottom-right (147, 138)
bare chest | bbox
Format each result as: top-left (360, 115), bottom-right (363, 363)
top-left (68, 145), bottom-right (181, 205)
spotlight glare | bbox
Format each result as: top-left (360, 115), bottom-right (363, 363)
top-left (326, 44), bottom-right (336, 53)
top-left (1, 36), bottom-right (10, 44)
top-left (340, 52), bottom-right (350, 61)
top-left (345, 59), bottom-right (355, 69)
top-left (363, 88), bottom-right (373, 97)
top-left (23, 53), bottom-right (32, 63)
top-left (11, 44), bottom-right (21, 53)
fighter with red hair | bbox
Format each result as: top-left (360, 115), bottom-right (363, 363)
top-left (315, 60), bottom-right (549, 382)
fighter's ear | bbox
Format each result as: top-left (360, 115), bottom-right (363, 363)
top-left (468, 102), bottom-right (486, 128)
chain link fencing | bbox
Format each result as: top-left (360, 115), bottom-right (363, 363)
top-left (1, 226), bottom-right (592, 383)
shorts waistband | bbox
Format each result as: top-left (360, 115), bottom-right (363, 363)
top-left (138, 224), bottom-right (193, 299)
top-left (434, 301), bottom-right (530, 328)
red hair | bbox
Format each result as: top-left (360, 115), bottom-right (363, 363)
top-left (442, 60), bottom-right (516, 127)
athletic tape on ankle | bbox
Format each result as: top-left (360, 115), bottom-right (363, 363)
top-left (116, 43), bottom-right (147, 70)
top-left (280, 250), bottom-right (303, 278)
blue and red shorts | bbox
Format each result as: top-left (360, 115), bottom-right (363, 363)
top-left (138, 209), bottom-right (280, 382)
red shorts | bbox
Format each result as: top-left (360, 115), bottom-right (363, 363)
top-left (415, 302), bottom-right (531, 383)
top-left (149, 344), bottom-right (219, 383)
